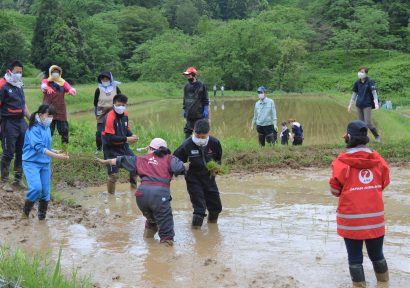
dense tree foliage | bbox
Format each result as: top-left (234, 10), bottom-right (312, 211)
top-left (0, 0), bottom-right (408, 89)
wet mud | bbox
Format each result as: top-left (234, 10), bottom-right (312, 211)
top-left (1, 168), bottom-right (409, 288)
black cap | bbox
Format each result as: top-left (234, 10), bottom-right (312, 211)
top-left (97, 71), bottom-right (112, 83)
top-left (347, 120), bottom-right (368, 137)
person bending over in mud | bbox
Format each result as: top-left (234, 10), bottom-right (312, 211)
top-left (22, 104), bottom-right (69, 220)
top-left (173, 119), bottom-right (223, 229)
top-left (329, 120), bottom-right (390, 287)
top-left (97, 138), bottom-right (185, 246)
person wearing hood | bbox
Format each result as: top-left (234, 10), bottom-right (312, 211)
top-left (173, 119), bottom-right (223, 229)
top-left (97, 138), bottom-right (185, 246)
top-left (101, 94), bottom-right (138, 194)
top-left (289, 118), bottom-right (304, 145)
top-left (181, 67), bottom-right (210, 139)
top-left (41, 65), bottom-right (76, 145)
top-left (94, 71), bottom-right (121, 154)
top-left (329, 120), bottom-right (390, 287)
top-left (0, 60), bottom-right (31, 192)
top-left (348, 66), bottom-right (381, 142)
top-left (251, 86), bottom-right (277, 146)
top-left (22, 104), bottom-right (69, 220)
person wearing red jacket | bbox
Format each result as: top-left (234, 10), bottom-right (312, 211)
top-left (329, 120), bottom-right (390, 287)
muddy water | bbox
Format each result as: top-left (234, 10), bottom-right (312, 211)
top-left (2, 168), bottom-right (410, 288)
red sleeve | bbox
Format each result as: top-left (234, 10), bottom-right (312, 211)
top-left (379, 156), bottom-right (390, 190)
top-left (329, 158), bottom-right (346, 195)
top-left (103, 111), bottom-right (116, 135)
top-left (63, 81), bottom-right (72, 92)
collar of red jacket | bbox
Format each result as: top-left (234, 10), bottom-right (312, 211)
top-left (338, 147), bottom-right (381, 169)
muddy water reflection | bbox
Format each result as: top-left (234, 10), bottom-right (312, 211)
top-left (3, 168), bottom-right (410, 288)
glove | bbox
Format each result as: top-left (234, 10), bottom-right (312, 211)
top-left (68, 88), bottom-right (76, 96)
top-left (347, 104), bottom-right (352, 113)
top-left (203, 105), bottom-right (209, 118)
top-left (45, 86), bottom-right (54, 95)
top-left (374, 100), bottom-right (379, 110)
top-left (182, 110), bottom-right (186, 118)
top-left (273, 121), bottom-right (278, 132)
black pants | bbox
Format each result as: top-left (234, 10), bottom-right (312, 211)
top-left (256, 125), bottom-right (277, 146)
top-left (95, 123), bottom-right (103, 151)
top-left (136, 186), bottom-right (174, 240)
top-left (103, 144), bottom-right (137, 184)
top-left (344, 236), bottom-right (385, 265)
top-left (184, 118), bottom-right (202, 139)
top-left (185, 172), bottom-right (222, 217)
top-left (50, 120), bottom-right (69, 144)
top-left (1, 118), bottom-right (27, 181)
top-left (293, 136), bottom-right (303, 145)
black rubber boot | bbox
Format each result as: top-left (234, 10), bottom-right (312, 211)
top-left (208, 212), bottom-right (219, 223)
top-left (372, 259), bottom-right (389, 282)
top-left (23, 200), bottom-right (35, 218)
top-left (13, 168), bottom-right (26, 189)
top-left (349, 264), bottom-right (366, 287)
top-left (38, 200), bottom-right (49, 220)
top-left (192, 214), bottom-right (204, 229)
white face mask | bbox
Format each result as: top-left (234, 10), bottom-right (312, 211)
top-left (258, 93), bottom-right (265, 100)
top-left (11, 72), bottom-right (22, 81)
top-left (36, 114), bottom-right (53, 127)
top-left (51, 72), bottom-right (60, 79)
top-left (101, 81), bottom-right (110, 87)
top-left (192, 135), bottom-right (209, 147)
top-left (114, 105), bottom-right (126, 114)
top-left (358, 72), bottom-right (366, 79)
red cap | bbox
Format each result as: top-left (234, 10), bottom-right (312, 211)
top-left (182, 67), bottom-right (198, 76)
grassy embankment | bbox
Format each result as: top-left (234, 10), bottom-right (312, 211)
top-left (0, 247), bottom-right (92, 288)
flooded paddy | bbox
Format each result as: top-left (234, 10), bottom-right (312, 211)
top-left (1, 167), bottom-right (409, 287)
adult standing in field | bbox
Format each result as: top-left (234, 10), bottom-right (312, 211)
top-left (251, 86), bottom-right (277, 146)
top-left (0, 60), bottom-right (31, 192)
top-left (41, 65), bottom-right (76, 145)
top-left (182, 67), bottom-right (210, 139)
top-left (213, 84), bottom-right (217, 98)
top-left (220, 84), bottom-right (224, 97)
top-left (329, 120), bottom-right (390, 287)
top-left (94, 71), bottom-right (121, 154)
top-left (348, 66), bottom-right (381, 142)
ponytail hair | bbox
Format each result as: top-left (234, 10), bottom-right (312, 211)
top-left (153, 146), bottom-right (171, 158)
top-left (29, 104), bottom-right (56, 129)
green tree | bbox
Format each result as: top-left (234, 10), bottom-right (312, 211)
top-left (175, 1), bottom-right (200, 34)
top-left (0, 11), bottom-right (29, 70)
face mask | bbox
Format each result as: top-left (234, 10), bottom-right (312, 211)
top-left (101, 81), bottom-right (110, 87)
top-left (192, 135), bottom-right (209, 147)
top-left (51, 72), bottom-right (60, 79)
top-left (114, 105), bottom-right (126, 114)
top-left (258, 93), bottom-right (265, 100)
top-left (10, 72), bottom-right (22, 81)
top-left (358, 72), bottom-right (366, 79)
top-left (188, 77), bottom-right (195, 83)
top-left (36, 114), bottom-right (53, 127)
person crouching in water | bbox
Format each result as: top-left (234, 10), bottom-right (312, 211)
top-left (101, 94), bottom-right (138, 194)
top-left (173, 119), bottom-right (223, 229)
top-left (97, 138), bottom-right (185, 246)
top-left (329, 120), bottom-right (390, 287)
top-left (22, 104), bottom-right (69, 220)
top-left (280, 121), bottom-right (289, 145)
top-left (289, 118), bottom-right (304, 145)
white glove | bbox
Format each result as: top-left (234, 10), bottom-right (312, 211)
top-left (374, 100), bottom-right (379, 110)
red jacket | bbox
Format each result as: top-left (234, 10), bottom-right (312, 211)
top-left (329, 147), bottom-right (390, 240)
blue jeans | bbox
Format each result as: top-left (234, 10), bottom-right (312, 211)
top-left (23, 161), bottom-right (51, 202)
top-left (344, 236), bottom-right (385, 265)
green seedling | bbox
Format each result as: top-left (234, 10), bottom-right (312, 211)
top-left (206, 160), bottom-right (229, 176)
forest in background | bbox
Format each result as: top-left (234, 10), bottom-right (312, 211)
top-left (1, 0), bottom-right (409, 102)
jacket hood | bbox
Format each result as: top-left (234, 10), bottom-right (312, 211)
top-left (338, 147), bottom-right (381, 169)
top-left (49, 65), bottom-right (62, 76)
top-left (97, 71), bottom-right (113, 83)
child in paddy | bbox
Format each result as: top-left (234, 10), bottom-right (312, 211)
top-left (280, 121), bottom-right (289, 145)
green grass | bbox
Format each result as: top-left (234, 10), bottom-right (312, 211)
top-left (0, 246), bottom-right (92, 288)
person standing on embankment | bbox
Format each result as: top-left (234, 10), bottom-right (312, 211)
top-left (348, 66), bottom-right (381, 142)
top-left (182, 67), bottom-right (210, 139)
top-left (329, 120), bottom-right (390, 287)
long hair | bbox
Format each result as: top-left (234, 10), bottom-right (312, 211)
top-left (153, 146), bottom-right (171, 158)
top-left (29, 104), bottom-right (55, 129)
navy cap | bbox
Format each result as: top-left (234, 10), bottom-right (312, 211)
top-left (257, 86), bottom-right (266, 93)
top-left (347, 120), bottom-right (368, 137)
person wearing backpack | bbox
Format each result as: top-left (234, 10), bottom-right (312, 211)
top-left (348, 66), bottom-right (381, 142)
top-left (181, 67), bottom-right (210, 139)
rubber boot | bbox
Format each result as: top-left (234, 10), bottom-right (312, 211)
top-left (349, 264), bottom-right (366, 287)
top-left (22, 200), bottom-right (35, 218)
top-left (192, 214), bottom-right (204, 229)
top-left (13, 169), bottom-right (26, 189)
top-left (208, 212), bottom-right (219, 224)
top-left (143, 221), bottom-right (158, 238)
top-left (107, 174), bottom-right (118, 194)
top-left (258, 134), bottom-right (265, 147)
top-left (38, 200), bottom-right (48, 220)
top-left (372, 259), bottom-right (389, 282)
top-left (130, 175), bottom-right (137, 190)
top-left (160, 237), bottom-right (174, 247)
top-left (369, 128), bottom-right (381, 142)
top-left (1, 164), bottom-right (13, 192)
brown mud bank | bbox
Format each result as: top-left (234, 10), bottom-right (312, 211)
top-left (1, 167), bottom-right (410, 288)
